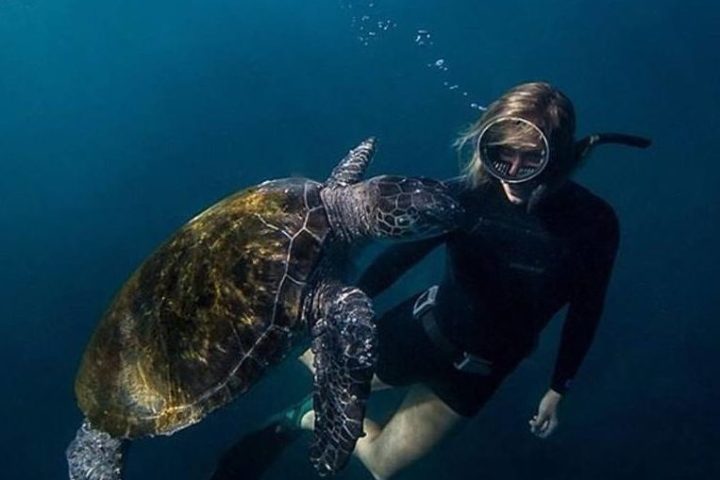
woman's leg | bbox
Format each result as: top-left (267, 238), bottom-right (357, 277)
top-left (298, 348), bottom-right (391, 391)
top-left (298, 350), bottom-right (465, 480)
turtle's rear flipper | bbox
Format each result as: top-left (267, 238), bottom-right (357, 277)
top-left (67, 419), bottom-right (125, 480)
top-left (309, 284), bottom-right (376, 476)
top-left (212, 423), bottom-right (303, 480)
top-left (211, 395), bottom-right (311, 480)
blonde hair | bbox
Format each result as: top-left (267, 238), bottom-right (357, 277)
top-left (455, 82), bottom-right (576, 188)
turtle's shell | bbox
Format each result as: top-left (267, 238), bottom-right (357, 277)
top-left (75, 178), bottom-right (330, 438)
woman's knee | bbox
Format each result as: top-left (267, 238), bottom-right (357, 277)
top-left (357, 387), bottom-right (464, 479)
top-left (298, 349), bottom-right (314, 372)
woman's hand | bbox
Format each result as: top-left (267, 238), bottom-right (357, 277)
top-left (529, 389), bottom-right (562, 439)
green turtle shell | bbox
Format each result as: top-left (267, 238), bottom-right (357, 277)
top-left (75, 178), bottom-right (329, 438)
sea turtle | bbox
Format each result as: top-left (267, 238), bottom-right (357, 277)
top-left (66, 138), bottom-right (460, 479)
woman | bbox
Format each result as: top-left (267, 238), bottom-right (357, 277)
top-left (212, 82), bottom-right (650, 480)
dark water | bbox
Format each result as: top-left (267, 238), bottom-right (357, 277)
top-left (1, 0), bottom-right (718, 478)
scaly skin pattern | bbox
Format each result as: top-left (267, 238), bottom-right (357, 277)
top-left (323, 175), bottom-right (460, 241)
top-left (309, 283), bottom-right (376, 476)
top-left (325, 137), bottom-right (376, 188)
top-left (75, 178), bottom-right (329, 438)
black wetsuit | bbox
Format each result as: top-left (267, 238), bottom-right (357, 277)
top-left (357, 178), bottom-right (619, 417)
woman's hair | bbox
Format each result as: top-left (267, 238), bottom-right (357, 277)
top-left (456, 82), bottom-right (576, 188)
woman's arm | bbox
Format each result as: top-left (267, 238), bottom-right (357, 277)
top-left (550, 207), bottom-right (620, 394)
top-left (531, 206), bottom-right (619, 439)
top-left (356, 236), bottom-right (446, 298)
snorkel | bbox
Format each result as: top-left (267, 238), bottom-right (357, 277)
top-left (525, 132), bottom-right (652, 212)
top-left (475, 117), bottom-right (651, 212)
top-left (458, 82), bottom-right (652, 212)
top-left (574, 132), bottom-right (652, 159)
top-left (525, 132), bottom-right (651, 212)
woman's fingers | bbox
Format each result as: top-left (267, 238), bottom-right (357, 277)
top-left (529, 414), bottom-right (548, 435)
top-left (536, 415), bottom-right (559, 439)
top-left (530, 410), bottom-right (559, 438)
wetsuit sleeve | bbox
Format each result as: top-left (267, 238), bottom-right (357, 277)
top-left (356, 236), bottom-right (446, 298)
top-left (550, 208), bottom-right (620, 395)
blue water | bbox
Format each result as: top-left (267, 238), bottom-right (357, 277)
top-left (1, 0), bottom-right (718, 478)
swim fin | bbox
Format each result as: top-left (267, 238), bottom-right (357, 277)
top-left (210, 394), bottom-right (313, 480)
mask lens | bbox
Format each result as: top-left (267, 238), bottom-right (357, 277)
top-left (477, 117), bottom-right (550, 183)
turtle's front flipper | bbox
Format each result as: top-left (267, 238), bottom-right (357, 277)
top-left (66, 419), bottom-right (126, 480)
top-left (325, 138), bottom-right (376, 188)
top-left (309, 284), bottom-right (377, 476)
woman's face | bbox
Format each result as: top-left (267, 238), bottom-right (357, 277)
top-left (490, 143), bottom-right (546, 178)
top-left (481, 121), bottom-right (548, 205)
top-left (497, 144), bottom-right (545, 204)
top-left (477, 117), bottom-right (549, 187)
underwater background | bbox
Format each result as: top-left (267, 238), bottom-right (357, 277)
top-left (1, 0), bottom-right (718, 478)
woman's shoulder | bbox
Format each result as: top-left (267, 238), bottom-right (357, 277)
top-left (562, 182), bottom-right (617, 219)
top-left (557, 182), bottom-right (619, 243)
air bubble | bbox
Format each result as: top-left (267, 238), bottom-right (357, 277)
top-left (341, 1), bottom-right (487, 111)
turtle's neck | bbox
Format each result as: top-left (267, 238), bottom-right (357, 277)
top-left (320, 184), bottom-right (370, 242)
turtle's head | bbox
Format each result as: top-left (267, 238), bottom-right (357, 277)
top-left (365, 175), bottom-right (462, 240)
top-left (321, 175), bottom-right (461, 242)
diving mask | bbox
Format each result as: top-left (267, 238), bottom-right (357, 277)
top-left (477, 116), bottom-right (550, 184)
